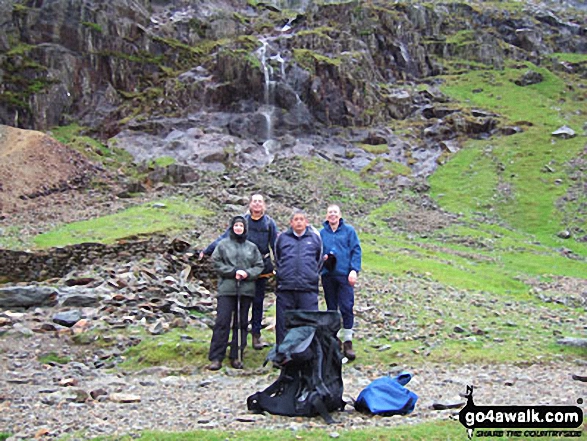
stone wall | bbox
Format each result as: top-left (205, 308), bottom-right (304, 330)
top-left (0, 237), bottom-right (169, 282)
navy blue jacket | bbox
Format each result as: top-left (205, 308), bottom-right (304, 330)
top-left (320, 218), bottom-right (362, 277)
top-left (275, 227), bottom-right (322, 292)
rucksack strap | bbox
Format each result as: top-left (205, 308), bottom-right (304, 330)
top-left (311, 395), bottom-right (335, 424)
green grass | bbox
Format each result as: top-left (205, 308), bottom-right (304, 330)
top-left (551, 52), bottom-right (587, 63)
top-left (357, 269), bottom-right (584, 365)
top-left (87, 419), bottom-right (587, 441)
top-left (362, 201), bottom-right (586, 298)
top-left (150, 155), bottom-right (176, 168)
top-left (38, 352), bottom-right (70, 365)
top-left (50, 124), bottom-right (136, 172)
top-left (431, 61), bottom-right (587, 257)
top-left (99, 422), bottom-right (465, 440)
top-left (356, 143), bottom-right (389, 154)
top-left (33, 198), bottom-right (213, 248)
top-left (119, 327), bottom-right (211, 370)
top-left (118, 326), bottom-right (273, 371)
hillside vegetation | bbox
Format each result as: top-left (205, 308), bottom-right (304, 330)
top-left (5, 54), bottom-right (585, 367)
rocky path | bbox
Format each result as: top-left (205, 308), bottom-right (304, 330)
top-left (1, 332), bottom-right (585, 440)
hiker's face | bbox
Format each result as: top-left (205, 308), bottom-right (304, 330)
top-left (290, 214), bottom-right (307, 235)
top-left (326, 206), bottom-right (341, 226)
top-left (250, 195), bottom-right (265, 216)
top-left (233, 222), bottom-right (245, 235)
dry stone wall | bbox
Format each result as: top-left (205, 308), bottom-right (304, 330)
top-left (0, 238), bottom-right (168, 282)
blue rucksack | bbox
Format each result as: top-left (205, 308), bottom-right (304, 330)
top-left (354, 372), bottom-right (418, 416)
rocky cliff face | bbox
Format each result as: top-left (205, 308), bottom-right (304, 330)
top-left (1, 0), bottom-right (586, 174)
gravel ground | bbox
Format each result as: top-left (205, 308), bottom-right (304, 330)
top-left (0, 332), bottom-right (585, 440)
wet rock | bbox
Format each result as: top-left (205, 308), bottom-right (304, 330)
top-left (0, 286), bottom-right (58, 308)
top-left (557, 337), bottom-right (587, 348)
top-left (551, 125), bottom-right (576, 139)
top-left (109, 393), bottom-right (141, 403)
top-left (52, 310), bottom-right (83, 327)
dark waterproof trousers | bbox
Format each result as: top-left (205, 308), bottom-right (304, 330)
top-left (251, 277), bottom-right (268, 336)
top-left (321, 275), bottom-right (355, 330)
top-left (275, 290), bottom-right (319, 345)
top-left (209, 295), bottom-right (253, 362)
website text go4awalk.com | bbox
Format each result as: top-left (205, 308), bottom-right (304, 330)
top-left (458, 386), bottom-right (584, 439)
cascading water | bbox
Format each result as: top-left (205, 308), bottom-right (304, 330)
top-left (256, 39), bottom-right (278, 143)
top-left (253, 23), bottom-right (309, 156)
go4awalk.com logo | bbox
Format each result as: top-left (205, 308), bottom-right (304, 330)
top-left (458, 386), bottom-right (584, 439)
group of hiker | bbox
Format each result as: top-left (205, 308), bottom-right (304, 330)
top-left (199, 194), bottom-right (362, 371)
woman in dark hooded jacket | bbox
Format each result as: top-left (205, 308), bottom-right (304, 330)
top-left (207, 215), bottom-right (264, 370)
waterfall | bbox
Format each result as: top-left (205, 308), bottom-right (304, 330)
top-left (399, 41), bottom-right (410, 66)
top-left (259, 105), bottom-right (275, 141)
top-left (398, 39), bottom-right (417, 78)
top-left (255, 38), bottom-right (285, 142)
top-left (253, 27), bottom-right (308, 145)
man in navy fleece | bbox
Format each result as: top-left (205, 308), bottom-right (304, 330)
top-left (273, 209), bottom-right (322, 345)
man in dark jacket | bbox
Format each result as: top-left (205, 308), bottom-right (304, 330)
top-left (274, 209), bottom-right (322, 345)
top-left (200, 194), bottom-right (278, 349)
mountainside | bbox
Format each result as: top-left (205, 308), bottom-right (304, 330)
top-left (0, 3), bottom-right (586, 439)
top-left (0, 0), bottom-right (586, 269)
top-left (1, 0), bottom-right (586, 174)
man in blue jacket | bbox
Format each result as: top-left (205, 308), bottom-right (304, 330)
top-left (274, 209), bottom-right (322, 345)
top-left (320, 204), bottom-right (362, 361)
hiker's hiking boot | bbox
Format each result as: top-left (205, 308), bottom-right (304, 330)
top-left (207, 360), bottom-right (222, 371)
top-left (230, 359), bottom-right (244, 369)
top-left (343, 341), bottom-right (356, 361)
top-left (252, 334), bottom-right (264, 350)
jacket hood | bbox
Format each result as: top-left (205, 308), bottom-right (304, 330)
top-left (229, 215), bottom-right (248, 242)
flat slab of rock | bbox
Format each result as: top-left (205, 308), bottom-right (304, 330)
top-left (0, 286), bottom-right (58, 308)
top-left (109, 393), bottom-right (141, 403)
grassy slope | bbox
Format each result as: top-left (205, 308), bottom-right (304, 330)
top-left (32, 198), bottom-right (213, 247)
top-left (430, 61), bottom-right (587, 246)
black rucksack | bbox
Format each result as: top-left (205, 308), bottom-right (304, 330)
top-left (247, 310), bottom-right (345, 424)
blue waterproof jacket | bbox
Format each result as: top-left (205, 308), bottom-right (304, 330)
top-left (320, 218), bottom-right (362, 277)
top-left (275, 227), bottom-right (322, 292)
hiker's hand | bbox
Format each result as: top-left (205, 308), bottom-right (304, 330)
top-left (236, 270), bottom-right (248, 280)
top-left (348, 270), bottom-right (357, 287)
top-left (198, 251), bottom-right (205, 260)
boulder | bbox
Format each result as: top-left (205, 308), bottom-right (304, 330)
top-left (0, 285), bottom-right (58, 308)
